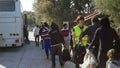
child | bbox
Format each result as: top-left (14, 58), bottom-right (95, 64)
top-left (106, 49), bottom-right (120, 68)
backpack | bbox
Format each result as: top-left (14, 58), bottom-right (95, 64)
top-left (62, 48), bottom-right (71, 62)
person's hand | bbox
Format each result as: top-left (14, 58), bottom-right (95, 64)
top-left (73, 42), bottom-right (76, 48)
top-left (86, 49), bottom-right (90, 54)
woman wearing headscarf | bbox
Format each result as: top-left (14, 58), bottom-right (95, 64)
top-left (49, 22), bottom-right (65, 68)
top-left (89, 17), bottom-right (119, 68)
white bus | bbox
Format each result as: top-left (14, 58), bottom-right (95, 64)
top-left (0, 0), bottom-right (25, 47)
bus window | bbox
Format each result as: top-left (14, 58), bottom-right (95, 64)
top-left (0, 1), bottom-right (15, 11)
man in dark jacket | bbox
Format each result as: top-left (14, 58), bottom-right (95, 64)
top-left (79, 17), bottom-right (101, 44)
top-left (49, 23), bottom-right (65, 68)
top-left (79, 17), bottom-right (101, 58)
top-left (89, 17), bottom-right (119, 68)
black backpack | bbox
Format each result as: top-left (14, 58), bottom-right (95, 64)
top-left (62, 48), bottom-right (71, 62)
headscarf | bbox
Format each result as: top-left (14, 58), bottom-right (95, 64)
top-left (100, 17), bottom-right (110, 28)
top-left (51, 22), bottom-right (59, 31)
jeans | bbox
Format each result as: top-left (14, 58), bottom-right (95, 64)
top-left (43, 39), bottom-right (52, 58)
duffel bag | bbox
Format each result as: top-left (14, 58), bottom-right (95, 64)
top-left (62, 48), bottom-right (71, 62)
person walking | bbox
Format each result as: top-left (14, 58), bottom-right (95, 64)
top-left (73, 16), bottom-right (88, 48)
top-left (41, 22), bottom-right (51, 59)
top-left (72, 16), bottom-right (88, 68)
top-left (39, 24), bottom-right (44, 49)
top-left (34, 25), bottom-right (40, 46)
top-left (79, 16), bottom-right (101, 58)
top-left (88, 17), bottom-right (119, 68)
top-left (80, 16), bottom-right (101, 43)
top-left (23, 25), bottom-right (29, 43)
top-left (49, 22), bottom-right (65, 68)
top-left (61, 23), bottom-right (70, 50)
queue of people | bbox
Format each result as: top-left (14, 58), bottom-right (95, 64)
top-left (33, 15), bottom-right (120, 68)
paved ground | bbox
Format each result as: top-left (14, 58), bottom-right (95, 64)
top-left (0, 31), bottom-right (75, 68)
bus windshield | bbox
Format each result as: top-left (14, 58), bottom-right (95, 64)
top-left (0, 1), bottom-right (15, 11)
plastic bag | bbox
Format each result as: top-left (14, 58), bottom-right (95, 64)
top-left (80, 49), bottom-right (98, 68)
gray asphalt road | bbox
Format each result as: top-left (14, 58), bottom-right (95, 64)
top-left (0, 31), bottom-right (75, 68)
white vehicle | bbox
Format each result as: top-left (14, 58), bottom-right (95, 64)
top-left (0, 0), bottom-right (25, 47)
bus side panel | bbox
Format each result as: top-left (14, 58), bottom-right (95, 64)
top-left (0, 0), bottom-right (24, 47)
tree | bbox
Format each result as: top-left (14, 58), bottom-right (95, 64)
top-left (33, 0), bottom-right (93, 27)
top-left (70, 0), bottom-right (93, 17)
top-left (34, 0), bottom-right (71, 27)
top-left (94, 0), bottom-right (120, 25)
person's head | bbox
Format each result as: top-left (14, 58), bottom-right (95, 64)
top-left (91, 16), bottom-right (99, 25)
top-left (76, 15), bottom-right (84, 27)
top-left (51, 22), bottom-right (59, 31)
top-left (41, 22), bottom-right (43, 25)
top-left (118, 28), bottom-right (120, 32)
top-left (44, 22), bottom-right (49, 28)
top-left (100, 17), bottom-right (110, 27)
top-left (107, 49), bottom-right (118, 60)
top-left (63, 23), bottom-right (67, 29)
top-left (41, 24), bottom-right (44, 28)
top-left (36, 25), bottom-right (39, 27)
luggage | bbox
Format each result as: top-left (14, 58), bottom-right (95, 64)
top-left (73, 45), bottom-right (86, 64)
top-left (62, 48), bottom-right (71, 62)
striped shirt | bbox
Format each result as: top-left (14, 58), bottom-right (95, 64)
top-left (61, 28), bottom-right (70, 37)
top-left (41, 27), bottom-right (50, 39)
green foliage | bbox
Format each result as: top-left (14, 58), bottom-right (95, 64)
top-left (94, 0), bottom-right (120, 25)
top-left (70, 0), bottom-right (93, 18)
top-left (33, 0), bottom-right (93, 27)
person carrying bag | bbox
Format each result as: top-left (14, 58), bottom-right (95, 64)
top-left (72, 16), bottom-right (88, 68)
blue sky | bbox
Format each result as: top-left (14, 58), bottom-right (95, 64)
top-left (20, 0), bottom-right (34, 11)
